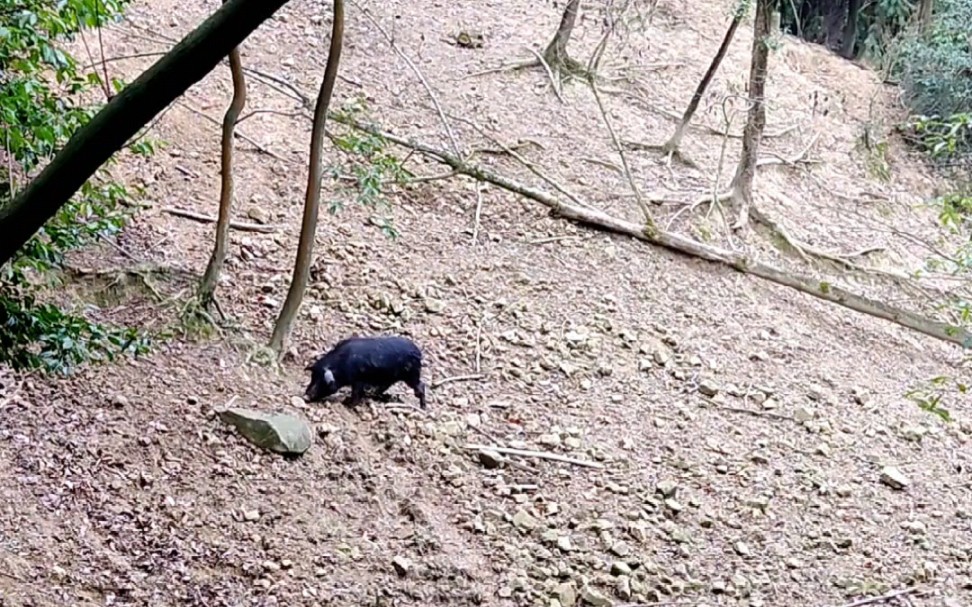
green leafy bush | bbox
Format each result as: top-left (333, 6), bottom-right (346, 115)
top-left (0, 0), bottom-right (152, 373)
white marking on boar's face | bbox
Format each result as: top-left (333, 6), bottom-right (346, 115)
top-left (323, 368), bottom-right (335, 385)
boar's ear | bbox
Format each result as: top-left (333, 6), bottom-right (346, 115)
top-left (323, 368), bottom-right (335, 384)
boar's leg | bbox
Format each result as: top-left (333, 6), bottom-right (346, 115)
top-left (343, 382), bottom-right (367, 408)
top-left (404, 368), bottom-right (427, 409)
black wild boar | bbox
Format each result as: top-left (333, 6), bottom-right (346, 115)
top-left (303, 335), bottom-right (428, 409)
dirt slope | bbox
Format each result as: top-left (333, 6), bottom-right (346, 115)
top-left (1, 0), bottom-right (970, 606)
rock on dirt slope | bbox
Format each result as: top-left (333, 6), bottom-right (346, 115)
top-left (0, 0), bottom-right (970, 605)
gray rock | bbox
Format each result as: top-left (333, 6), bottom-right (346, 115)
top-left (554, 582), bottom-right (577, 607)
top-left (580, 585), bottom-right (613, 606)
top-left (478, 449), bottom-right (504, 469)
top-left (698, 380), bottom-right (720, 397)
top-left (218, 407), bottom-right (313, 455)
top-left (392, 555), bottom-right (412, 577)
top-left (513, 508), bottom-right (538, 531)
top-left (880, 466), bottom-right (910, 490)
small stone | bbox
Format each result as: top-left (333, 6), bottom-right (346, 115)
top-left (556, 536), bottom-right (573, 552)
top-left (655, 479), bottom-right (678, 498)
top-left (392, 555), bottom-right (412, 577)
top-left (539, 433), bottom-right (562, 447)
top-left (554, 582), bottom-right (577, 607)
top-left (247, 206), bottom-right (270, 224)
top-left (242, 509), bottom-right (261, 522)
top-left (478, 449), bottom-right (504, 469)
top-left (901, 425), bottom-right (927, 442)
top-left (835, 485), bottom-right (853, 497)
top-left (611, 561), bottom-right (632, 576)
top-left (664, 498), bottom-right (683, 513)
top-left (564, 437), bottom-right (582, 449)
top-left (733, 541), bottom-right (752, 557)
top-left (111, 394), bottom-right (129, 408)
top-left (793, 407), bottom-right (815, 423)
top-left (513, 508), bottom-right (538, 531)
top-left (579, 585), bottom-right (613, 607)
top-left (424, 299), bottom-right (445, 313)
top-left (698, 380), bottom-right (719, 397)
top-left (880, 466), bottom-right (910, 490)
top-left (609, 542), bottom-right (631, 558)
top-left (815, 442), bottom-right (831, 457)
top-left (616, 575), bottom-right (632, 600)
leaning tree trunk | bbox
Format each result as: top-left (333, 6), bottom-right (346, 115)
top-left (839, 0), bottom-right (861, 58)
top-left (198, 15), bottom-right (247, 309)
top-left (0, 0), bottom-right (294, 267)
top-left (542, 0), bottom-right (581, 71)
top-left (269, 0), bottom-right (344, 354)
top-left (729, 0), bottom-right (773, 229)
top-left (663, 1), bottom-right (747, 154)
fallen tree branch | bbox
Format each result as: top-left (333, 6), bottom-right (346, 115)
top-left (431, 374), bottom-right (485, 388)
top-left (831, 587), bottom-right (917, 607)
top-left (464, 444), bottom-right (606, 469)
top-left (329, 118), bottom-right (972, 349)
top-left (162, 206), bottom-right (279, 232)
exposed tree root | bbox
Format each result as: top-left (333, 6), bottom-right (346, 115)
top-left (329, 117), bottom-right (972, 349)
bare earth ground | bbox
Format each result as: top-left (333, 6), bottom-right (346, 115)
top-left (1, 0), bottom-right (971, 605)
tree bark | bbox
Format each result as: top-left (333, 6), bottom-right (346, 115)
top-left (0, 0), bottom-right (294, 268)
top-left (917, 0), bottom-right (934, 34)
top-left (729, 0), bottom-right (773, 229)
top-left (198, 6), bottom-right (247, 308)
top-left (663, 6), bottom-right (745, 153)
top-left (839, 0), bottom-right (861, 59)
top-left (542, 0), bottom-right (581, 68)
top-left (269, 0), bottom-right (345, 354)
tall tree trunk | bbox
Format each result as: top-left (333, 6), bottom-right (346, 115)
top-left (269, 0), bottom-right (345, 354)
top-left (729, 0), bottom-right (773, 229)
top-left (0, 0), bottom-right (294, 267)
top-left (839, 0), bottom-right (861, 58)
top-left (198, 8), bottom-right (247, 309)
top-left (663, 3), bottom-right (746, 154)
top-left (917, 0), bottom-right (934, 34)
top-left (543, 0), bottom-right (581, 68)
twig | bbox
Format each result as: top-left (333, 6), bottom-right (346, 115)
top-left (588, 79), bottom-right (655, 228)
top-left (462, 57), bottom-right (540, 79)
top-left (464, 444), bottom-right (606, 469)
top-left (162, 207), bottom-right (279, 233)
top-left (474, 323), bottom-right (483, 373)
top-left (717, 405), bottom-right (792, 422)
top-left (352, 0), bottom-right (462, 157)
top-left (431, 374), bottom-right (485, 389)
top-left (178, 101), bottom-right (289, 162)
top-left (526, 46), bottom-right (565, 103)
top-left (472, 183), bottom-right (485, 244)
top-left (831, 587), bottom-right (917, 607)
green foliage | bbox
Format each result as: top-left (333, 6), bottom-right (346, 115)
top-left (888, 1), bottom-right (972, 158)
top-left (328, 97), bottom-right (412, 239)
top-left (905, 375), bottom-right (969, 422)
top-left (0, 0), bottom-right (154, 374)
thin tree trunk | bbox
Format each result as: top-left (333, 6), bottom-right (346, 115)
top-left (839, 0), bottom-right (861, 58)
top-left (663, 5), bottom-right (745, 153)
top-left (269, 0), bottom-right (344, 354)
top-left (0, 0), bottom-right (294, 267)
top-left (198, 13), bottom-right (247, 307)
top-left (917, 0), bottom-right (934, 34)
top-left (542, 0), bottom-right (581, 67)
top-left (730, 0), bottom-right (773, 229)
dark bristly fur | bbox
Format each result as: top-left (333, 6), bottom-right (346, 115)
top-left (303, 335), bottom-right (427, 409)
